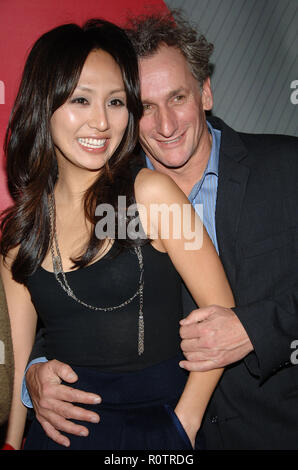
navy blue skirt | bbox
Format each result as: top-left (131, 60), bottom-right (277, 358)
top-left (24, 355), bottom-right (196, 450)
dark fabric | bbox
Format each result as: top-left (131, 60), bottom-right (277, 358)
top-left (26, 243), bottom-right (183, 372)
top-left (195, 116), bottom-right (298, 450)
top-left (27, 154), bottom-right (148, 365)
top-left (24, 356), bottom-right (194, 450)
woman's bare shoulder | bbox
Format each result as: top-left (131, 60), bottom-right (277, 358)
top-left (134, 168), bottom-right (182, 206)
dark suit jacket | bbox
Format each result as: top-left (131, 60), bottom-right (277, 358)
top-left (194, 116), bottom-right (298, 449)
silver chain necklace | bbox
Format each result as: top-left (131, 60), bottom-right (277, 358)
top-left (48, 192), bottom-right (145, 355)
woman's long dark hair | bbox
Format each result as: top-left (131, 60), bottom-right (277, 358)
top-left (1, 19), bottom-right (144, 284)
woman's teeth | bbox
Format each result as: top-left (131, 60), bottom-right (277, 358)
top-left (78, 138), bottom-right (106, 148)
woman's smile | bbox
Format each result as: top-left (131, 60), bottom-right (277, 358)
top-left (77, 137), bottom-right (109, 153)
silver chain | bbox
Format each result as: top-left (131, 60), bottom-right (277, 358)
top-left (48, 193), bottom-right (145, 355)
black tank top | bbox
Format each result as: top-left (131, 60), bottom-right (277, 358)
top-left (26, 242), bottom-right (183, 372)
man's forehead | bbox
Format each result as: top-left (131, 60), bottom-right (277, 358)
top-left (141, 83), bottom-right (189, 103)
top-left (138, 44), bottom-right (186, 70)
top-left (138, 48), bottom-right (198, 102)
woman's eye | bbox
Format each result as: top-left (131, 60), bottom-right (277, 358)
top-left (71, 97), bottom-right (88, 105)
top-left (109, 98), bottom-right (125, 107)
top-left (143, 104), bottom-right (151, 112)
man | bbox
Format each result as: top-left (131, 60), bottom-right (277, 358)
top-left (23, 11), bottom-right (298, 449)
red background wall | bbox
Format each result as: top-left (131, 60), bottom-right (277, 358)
top-left (0, 0), bottom-right (168, 211)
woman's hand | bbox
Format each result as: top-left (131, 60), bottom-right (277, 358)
top-left (174, 405), bottom-right (200, 449)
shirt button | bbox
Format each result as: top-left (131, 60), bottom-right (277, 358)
top-left (210, 416), bottom-right (218, 423)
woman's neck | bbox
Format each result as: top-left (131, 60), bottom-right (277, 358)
top-left (54, 166), bottom-right (100, 209)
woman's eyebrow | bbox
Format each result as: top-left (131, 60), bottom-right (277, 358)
top-left (76, 86), bottom-right (126, 94)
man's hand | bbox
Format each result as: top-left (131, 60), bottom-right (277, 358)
top-left (179, 305), bottom-right (254, 371)
top-left (26, 360), bottom-right (102, 447)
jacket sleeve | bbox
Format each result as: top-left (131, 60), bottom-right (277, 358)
top-left (233, 282), bottom-right (298, 384)
top-left (231, 135), bottom-right (298, 384)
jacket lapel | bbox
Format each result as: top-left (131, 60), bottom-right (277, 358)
top-left (210, 118), bottom-right (250, 289)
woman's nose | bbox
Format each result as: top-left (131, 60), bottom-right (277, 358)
top-left (88, 106), bottom-right (109, 131)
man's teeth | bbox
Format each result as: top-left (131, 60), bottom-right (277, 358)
top-left (161, 136), bottom-right (181, 144)
top-left (78, 138), bottom-right (106, 148)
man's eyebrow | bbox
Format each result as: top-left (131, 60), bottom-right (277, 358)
top-left (168, 88), bottom-right (187, 99)
top-left (142, 87), bottom-right (187, 103)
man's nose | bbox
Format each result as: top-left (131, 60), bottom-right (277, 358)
top-left (156, 106), bottom-right (178, 137)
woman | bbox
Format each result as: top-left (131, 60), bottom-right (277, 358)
top-left (0, 19), bottom-right (234, 450)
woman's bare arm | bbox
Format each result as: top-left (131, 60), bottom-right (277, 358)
top-left (135, 169), bottom-right (235, 447)
top-left (0, 251), bottom-right (37, 449)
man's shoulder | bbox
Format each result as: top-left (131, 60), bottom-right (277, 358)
top-left (238, 131), bottom-right (297, 155)
top-left (208, 116), bottom-right (298, 166)
top-left (239, 133), bottom-right (297, 173)
top-left (209, 115), bottom-right (297, 145)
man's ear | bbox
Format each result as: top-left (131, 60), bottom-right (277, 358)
top-left (202, 77), bottom-right (213, 111)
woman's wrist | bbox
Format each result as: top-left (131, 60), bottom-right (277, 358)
top-left (174, 403), bottom-right (201, 444)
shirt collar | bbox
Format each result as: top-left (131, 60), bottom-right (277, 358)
top-left (187, 122), bottom-right (220, 201)
top-left (205, 120), bottom-right (220, 177)
top-left (145, 153), bottom-right (154, 170)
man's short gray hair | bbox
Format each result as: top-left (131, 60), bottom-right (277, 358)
top-left (126, 9), bottom-right (214, 88)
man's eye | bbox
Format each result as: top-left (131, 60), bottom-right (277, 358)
top-left (174, 95), bottom-right (185, 102)
top-left (71, 97), bottom-right (88, 105)
top-left (143, 104), bottom-right (152, 111)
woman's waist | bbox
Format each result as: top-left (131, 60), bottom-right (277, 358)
top-left (61, 354), bottom-right (188, 408)
top-left (45, 328), bottom-right (181, 373)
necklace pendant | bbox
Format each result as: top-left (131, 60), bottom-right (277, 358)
top-left (138, 312), bottom-right (144, 355)
top-left (53, 256), bottom-right (62, 275)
